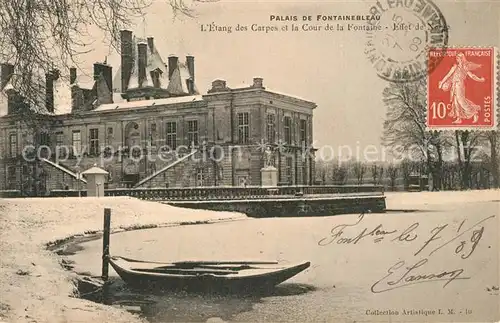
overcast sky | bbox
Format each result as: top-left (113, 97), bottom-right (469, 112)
top-left (76, 0), bottom-right (499, 158)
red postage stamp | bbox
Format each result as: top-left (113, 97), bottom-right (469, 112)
top-left (427, 47), bottom-right (497, 130)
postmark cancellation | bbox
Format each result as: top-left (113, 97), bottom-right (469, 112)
top-left (365, 0), bottom-right (449, 83)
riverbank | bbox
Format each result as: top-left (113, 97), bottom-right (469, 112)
top-left (0, 197), bottom-right (247, 323)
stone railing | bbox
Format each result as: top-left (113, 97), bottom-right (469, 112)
top-left (103, 185), bottom-right (384, 201)
top-left (0, 185), bottom-right (384, 200)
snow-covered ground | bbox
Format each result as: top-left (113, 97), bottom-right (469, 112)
top-left (68, 190), bottom-right (500, 323)
top-left (0, 190), bottom-right (498, 323)
top-left (0, 197), bottom-right (246, 323)
top-left (385, 189), bottom-right (499, 210)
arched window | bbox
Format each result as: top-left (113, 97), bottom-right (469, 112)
top-left (125, 122), bottom-right (141, 147)
top-left (125, 122), bottom-right (141, 158)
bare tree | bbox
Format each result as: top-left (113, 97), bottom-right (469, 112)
top-left (382, 80), bottom-right (427, 160)
top-left (377, 166), bottom-right (385, 186)
top-left (387, 163), bottom-right (398, 191)
top-left (454, 130), bottom-right (483, 189)
top-left (330, 160), bottom-right (348, 185)
top-left (483, 131), bottom-right (499, 188)
top-left (0, 0), bottom-right (214, 195)
top-left (0, 0), bottom-right (216, 107)
top-left (400, 158), bottom-right (420, 190)
top-left (487, 99), bottom-right (500, 188)
top-left (352, 161), bottom-right (366, 185)
top-left (315, 159), bottom-right (330, 185)
top-left (442, 160), bottom-right (459, 190)
top-left (371, 163), bottom-right (378, 184)
top-left (381, 79), bottom-right (451, 190)
top-left (369, 163), bottom-right (384, 186)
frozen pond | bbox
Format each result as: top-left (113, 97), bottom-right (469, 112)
top-left (68, 200), bottom-right (499, 322)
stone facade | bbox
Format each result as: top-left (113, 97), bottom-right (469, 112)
top-left (0, 31), bottom-right (316, 195)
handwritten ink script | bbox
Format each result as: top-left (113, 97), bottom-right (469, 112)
top-left (317, 212), bottom-right (496, 293)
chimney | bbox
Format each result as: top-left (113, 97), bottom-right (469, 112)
top-left (186, 55), bottom-right (195, 81)
top-left (3, 64), bottom-right (18, 115)
top-left (168, 55), bottom-right (178, 80)
top-left (120, 30), bottom-right (133, 93)
top-left (147, 37), bottom-right (154, 53)
top-left (1, 63), bottom-right (14, 89)
top-left (69, 67), bottom-right (77, 85)
top-left (93, 63), bottom-right (113, 94)
top-left (137, 42), bottom-right (148, 87)
top-left (45, 70), bottom-right (58, 113)
top-left (69, 67), bottom-right (81, 112)
top-left (208, 79), bottom-right (227, 93)
top-left (186, 55), bottom-right (195, 94)
top-left (71, 84), bottom-right (84, 112)
top-left (253, 77), bottom-right (264, 88)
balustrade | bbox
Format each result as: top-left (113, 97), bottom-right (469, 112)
top-left (1, 184), bottom-right (384, 199)
top-left (100, 185), bottom-right (383, 201)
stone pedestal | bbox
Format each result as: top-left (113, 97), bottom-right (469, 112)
top-left (81, 166), bottom-right (108, 197)
top-left (261, 166), bottom-right (278, 187)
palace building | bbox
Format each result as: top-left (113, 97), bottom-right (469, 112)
top-left (0, 30), bottom-right (316, 196)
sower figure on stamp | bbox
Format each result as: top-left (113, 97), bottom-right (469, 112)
top-left (438, 53), bottom-right (485, 124)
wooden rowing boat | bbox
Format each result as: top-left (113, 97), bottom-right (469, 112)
top-left (108, 256), bottom-right (311, 293)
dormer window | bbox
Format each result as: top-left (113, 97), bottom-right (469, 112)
top-left (150, 68), bottom-right (162, 88)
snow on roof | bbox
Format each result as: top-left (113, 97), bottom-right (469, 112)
top-left (157, 70), bottom-right (169, 89)
top-left (81, 166), bottom-right (109, 175)
top-left (54, 104), bottom-right (72, 115)
top-left (221, 82), bottom-right (315, 104)
top-left (127, 42), bottom-right (160, 90)
top-left (0, 68), bottom-right (100, 117)
top-left (112, 35), bottom-right (171, 93)
top-left (127, 57), bottom-right (140, 90)
top-left (264, 88), bottom-right (315, 104)
top-left (0, 72), bottom-right (57, 116)
top-left (3, 79), bottom-right (15, 91)
top-left (148, 49), bottom-right (167, 73)
top-left (112, 65), bottom-right (122, 93)
top-left (73, 73), bottom-right (95, 89)
top-left (167, 64), bottom-right (190, 95)
top-left (52, 77), bottom-right (72, 115)
top-left (166, 67), bottom-right (182, 94)
top-left (93, 94), bottom-right (204, 112)
top-left (113, 92), bottom-right (127, 104)
top-left (230, 83), bottom-right (252, 89)
top-left (179, 63), bottom-right (192, 92)
top-left (165, 62), bottom-right (198, 96)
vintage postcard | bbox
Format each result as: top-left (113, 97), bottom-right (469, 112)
top-left (0, 0), bottom-right (499, 323)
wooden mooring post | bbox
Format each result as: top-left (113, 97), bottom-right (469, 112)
top-left (102, 208), bottom-right (111, 281)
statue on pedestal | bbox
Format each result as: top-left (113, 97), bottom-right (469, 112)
top-left (264, 146), bottom-right (274, 168)
top-left (261, 146), bottom-right (278, 187)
